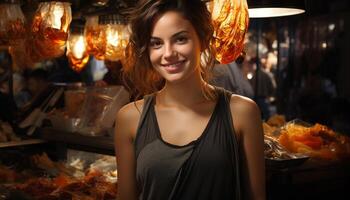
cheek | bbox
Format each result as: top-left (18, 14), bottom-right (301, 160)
top-left (181, 43), bottom-right (200, 62)
top-left (149, 50), bottom-right (161, 66)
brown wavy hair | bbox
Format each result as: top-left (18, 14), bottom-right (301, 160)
top-left (123, 0), bottom-right (216, 99)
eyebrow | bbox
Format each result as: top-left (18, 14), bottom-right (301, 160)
top-left (150, 30), bottom-right (189, 40)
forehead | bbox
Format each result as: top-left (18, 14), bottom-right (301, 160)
top-left (151, 11), bottom-right (195, 37)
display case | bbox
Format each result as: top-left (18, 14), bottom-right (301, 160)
top-left (0, 127), bottom-right (118, 200)
top-left (39, 127), bottom-right (115, 157)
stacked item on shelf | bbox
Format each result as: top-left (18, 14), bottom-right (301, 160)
top-left (0, 150), bottom-right (117, 200)
top-left (47, 85), bottom-right (129, 137)
top-left (0, 121), bottom-right (21, 143)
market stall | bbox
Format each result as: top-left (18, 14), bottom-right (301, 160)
top-left (1, 0), bottom-right (350, 200)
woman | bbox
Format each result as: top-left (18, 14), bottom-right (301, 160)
top-left (114, 0), bottom-right (265, 199)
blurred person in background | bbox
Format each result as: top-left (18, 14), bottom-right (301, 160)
top-left (247, 52), bottom-right (276, 121)
top-left (211, 53), bottom-right (254, 99)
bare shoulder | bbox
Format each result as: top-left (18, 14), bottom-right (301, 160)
top-left (116, 99), bottom-right (145, 139)
top-left (117, 99), bottom-right (144, 119)
top-left (229, 94), bottom-right (260, 116)
top-left (228, 94), bottom-right (262, 137)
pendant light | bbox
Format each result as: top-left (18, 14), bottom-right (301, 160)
top-left (0, 0), bottom-right (26, 46)
top-left (207, 0), bottom-right (249, 64)
top-left (247, 0), bottom-right (305, 18)
top-left (100, 14), bottom-right (129, 62)
top-left (29, 0), bottom-right (72, 62)
top-left (67, 20), bottom-right (89, 72)
top-left (84, 14), bottom-right (106, 60)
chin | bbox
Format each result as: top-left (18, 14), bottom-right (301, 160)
top-left (164, 70), bottom-right (196, 85)
top-left (164, 74), bottom-right (186, 84)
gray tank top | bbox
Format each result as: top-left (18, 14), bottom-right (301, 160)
top-left (134, 87), bottom-right (241, 200)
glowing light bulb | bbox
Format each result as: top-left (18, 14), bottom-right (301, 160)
top-left (67, 33), bottom-right (89, 72)
top-left (247, 72), bottom-right (253, 80)
top-left (52, 5), bottom-right (64, 29)
top-left (107, 28), bottom-right (120, 47)
top-left (72, 36), bottom-right (86, 59)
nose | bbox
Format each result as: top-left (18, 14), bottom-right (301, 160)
top-left (163, 42), bottom-right (177, 59)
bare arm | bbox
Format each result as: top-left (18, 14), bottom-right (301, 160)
top-left (231, 96), bottom-right (266, 200)
top-left (114, 103), bottom-right (142, 200)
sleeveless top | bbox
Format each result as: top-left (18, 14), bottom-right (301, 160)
top-left (134, 87), bottom-right (241, 200)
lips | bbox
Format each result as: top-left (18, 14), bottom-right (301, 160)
top-left (162, 60), bottom-right (186, 73)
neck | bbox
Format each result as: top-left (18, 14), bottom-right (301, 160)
top-left (157, 72), bottom-right (213, 107)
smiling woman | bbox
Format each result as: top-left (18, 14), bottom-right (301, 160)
top-left (122, 0), bottom-right (216, 98)
top-left (115, 0), bottom-right (266, 200)
top-left (148, 11), bottom-right (202, 84)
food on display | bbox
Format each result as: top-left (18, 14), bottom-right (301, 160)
top-left (266, 114), bottom-right (286, 128)
top-left (263, 115), bottom-right (350, 165)
top-left (264, 135), bottom-right (309, 168)
top-left (0, 151), bottom-right (117, 199)
top-left (278, 122), bottom-right (350, 160)
top-left (262, 122), bottom-right (278, 137)
top-left (11, 170), bottom-right (117, 200)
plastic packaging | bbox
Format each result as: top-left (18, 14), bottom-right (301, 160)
top-left (208, 0), bottom-right (249, 64)
top-left (76, 85), bottom-right (129, 136)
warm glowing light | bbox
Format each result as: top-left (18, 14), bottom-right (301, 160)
top-left (27, 1), bottom-right (72, 62)
top-left (247, 72), bottom-right (253, 80)
top-left (0, 4), bottom-right (26, 46)
top-left (52, 5), bottom-right (64, 29)
top-left (106, 27), bottom-right (120, 47)
top-left (104, 23), bottom-right (129, 61)
top-left (67, 33), bottom-right (89, 72)
top-left (72, 36), bottom-right (86, 59)
top-left (207, 0), bottom-right (249, 64)
top-left (322, 42), bottom-right (327, 49)
top-left (84, 15), bottom-right (106, 60)
top-left (248, 8), bottom-right (305, 18)
top-left (328, 24), bottom-right (335, 31)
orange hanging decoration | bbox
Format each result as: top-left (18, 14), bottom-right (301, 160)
top-left (208, 0), bottom-right (249, 64)
top-left (84, 15), bottom-right (106, 60)
top-left (0, 2), bottom-right (26, 46)
top-left (101, 14), bottom-right (130, 62)
top-left (28, 1), bottom-right (72, 63)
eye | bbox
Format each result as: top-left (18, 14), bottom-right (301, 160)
top-left (176, 36), bottom-right (188, 44)
top-left (149, 39), bottom-right (162, 49)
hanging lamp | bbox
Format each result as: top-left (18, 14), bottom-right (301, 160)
top-left (29, 0), bottom-right (72, 62)
top-left (67, 19), bottom-right (89, 72)
top-left (0, 0), bottom-right (26, 46)
top-left (247, 0), bottom-right (305, 18)
top-left (84, 14), bottom-right (106, 60)
top-left (100, 14), bottom-right (129, 62)
top-left (207, 0), bottom-right (249, 64)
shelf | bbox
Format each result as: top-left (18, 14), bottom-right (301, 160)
top-left (0, 139), bottom-right (46, 148)
top-left (39, 127), bottom-right (115, 155)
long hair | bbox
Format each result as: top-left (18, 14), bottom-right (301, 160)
top-left (123, 0), bottom-right (216, 98)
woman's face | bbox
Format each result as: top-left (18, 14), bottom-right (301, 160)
top-left (148, 11), bottom-right (202, 84)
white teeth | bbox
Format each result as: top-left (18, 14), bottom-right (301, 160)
top-left (164, 61), bottom-right (183, 67)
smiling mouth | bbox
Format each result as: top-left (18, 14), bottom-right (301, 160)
top-left (162, 60), bottom-right (186, 68)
